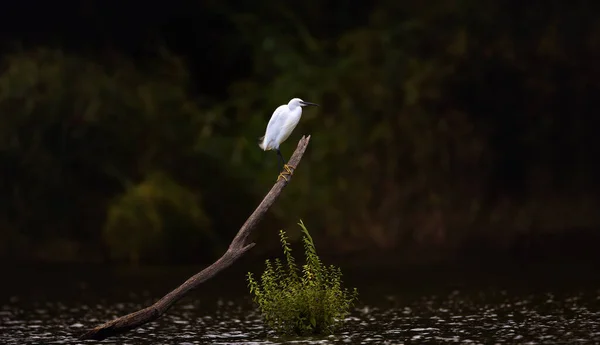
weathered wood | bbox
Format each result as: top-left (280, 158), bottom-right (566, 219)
top-left (79, 135), bottom-right (312, 341)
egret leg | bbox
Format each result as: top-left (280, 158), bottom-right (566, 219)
top-left (276, 149), bottom-right (294, 182)
top-left (276, 149), bottom-right (285, 173)
top-left (277, 172), bottom-right (289, 182)
top-left (284, 163), bottom-right (295, 174)
top-left (277, 149), bottom-right (295, 176)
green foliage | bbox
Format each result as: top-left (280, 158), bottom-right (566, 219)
top-left (206, 0), bottom-right (600, 250)
top-left (0, 47), bottom-right (223, 262)
top-left (247, 220), bottom-right (358, 336)
top-left (2, 1), bottom-right (600, 263)
top-left (103, 171), bottom-right (212, 265)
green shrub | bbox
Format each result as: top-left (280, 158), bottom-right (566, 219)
top-left (103, 171), bottom-right (213, 265)
top-left (247, 220), bottom-right (358, 336)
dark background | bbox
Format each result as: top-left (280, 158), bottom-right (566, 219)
top-left (1, 0), bottom-right (599, 267)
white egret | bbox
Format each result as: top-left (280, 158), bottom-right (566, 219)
top-left (258, 97), bottom-right (319, 181)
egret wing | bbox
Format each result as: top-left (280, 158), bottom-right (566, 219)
top-left (262, 105), bottom-right (288, 149)
top-left (277, 111), bottom-right (301, 144)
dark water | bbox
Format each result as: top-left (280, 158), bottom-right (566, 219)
top-left (2, 262), bottom-right (599, 344)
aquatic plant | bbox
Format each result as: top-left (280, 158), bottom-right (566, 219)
top-left (247, 220), bottom-right (358, 336)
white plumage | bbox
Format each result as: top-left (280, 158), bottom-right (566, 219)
top-left (258, 97), bottom-right (319, 181)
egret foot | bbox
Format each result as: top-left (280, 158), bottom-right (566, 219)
top-left (283, 164), bottom-right (296, 175)
top-left (277, 172), bottom-right (290, 182)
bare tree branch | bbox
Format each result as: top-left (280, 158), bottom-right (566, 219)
top-left (79, 135), bottom-right (312, 341)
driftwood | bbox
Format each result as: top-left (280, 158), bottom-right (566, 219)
top-left (79, 135), bottom-right (312, 341)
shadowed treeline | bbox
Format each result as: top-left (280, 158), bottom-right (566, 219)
top-left (1, 0), bottom-right (599, 265)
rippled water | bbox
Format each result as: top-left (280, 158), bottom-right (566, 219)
top-left (2, 264), bottom-right (600, 344)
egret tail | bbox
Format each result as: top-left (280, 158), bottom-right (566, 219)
top-left (258, 136), bottom-right (266, 150)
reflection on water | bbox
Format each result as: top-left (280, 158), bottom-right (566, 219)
top-left (2, 286), bottom-right (600, 344)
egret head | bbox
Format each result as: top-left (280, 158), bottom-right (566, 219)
top-left (288, 98), bottom-right (319, 109)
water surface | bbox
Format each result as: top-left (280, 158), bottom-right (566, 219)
top-left (2, 262), bottom-right (599, 344)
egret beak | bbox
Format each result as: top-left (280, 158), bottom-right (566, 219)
top-left (300, 101), bottom-right (319, 107)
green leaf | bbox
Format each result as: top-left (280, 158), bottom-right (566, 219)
top-left (246, 220), bottom-right (359, 336)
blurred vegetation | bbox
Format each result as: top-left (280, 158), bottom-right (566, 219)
top-left (104, 171), bottom-right (212, 265)
top-left (0, 47), bottom-right (227, 263)
top-left (0, 0), bottom-right (599, 263)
